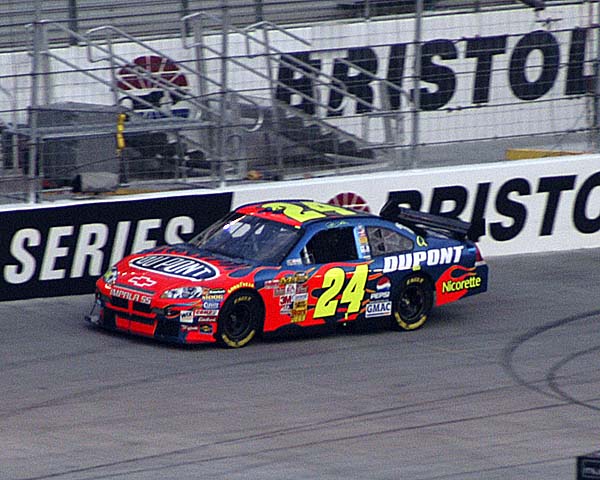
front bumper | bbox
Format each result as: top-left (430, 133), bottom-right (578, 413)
top-left (86, 295), bottom-right (218, 345)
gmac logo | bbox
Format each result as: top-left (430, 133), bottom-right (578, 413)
top-left (130, 255), bottom-right (219, 281)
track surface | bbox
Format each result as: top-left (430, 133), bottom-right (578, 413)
top-left (1, 249), bottom-right (599, 480)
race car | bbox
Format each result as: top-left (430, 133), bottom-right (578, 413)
top-left (86, 199), bottom-right (488, 348)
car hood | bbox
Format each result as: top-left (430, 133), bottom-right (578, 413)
top-left (114, 244), bottom-right (257, 293)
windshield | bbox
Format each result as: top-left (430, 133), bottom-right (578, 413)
top-left (190, 213), bottom-right (302, 264)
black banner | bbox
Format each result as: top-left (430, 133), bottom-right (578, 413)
top-left (0, 192), bottom-right (233, 301)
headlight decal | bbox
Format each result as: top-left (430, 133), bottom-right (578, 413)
top-left (103, 266), bottom-right (118, 285)
top-left (161, 286), bottom-right (204, 299)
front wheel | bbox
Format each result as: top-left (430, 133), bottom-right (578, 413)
top-left (217, 291), bottom-right (263, 348)
top-left (391, 275), bottom-right (433, 331)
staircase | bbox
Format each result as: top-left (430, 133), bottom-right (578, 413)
top-left (181, 15), bottom-right (409, 177)
top-left (25, 15), bottom-right (409, 185)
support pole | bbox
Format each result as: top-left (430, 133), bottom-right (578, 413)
top-left (218, 0), bottom-right (230, 186)
top-left (595, 0), bottom-right (600, 151)
top-left (410, 0), bottom-right (423, 169)
top-left (68, 0), bottom-right (78, 45)
top-left (255, 0), bottom-right (264, 22)
top-left (28, 0), bottom-right (43, 203)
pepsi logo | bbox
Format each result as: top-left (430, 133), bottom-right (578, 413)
top-left (376, 277), bottom-right (391, 291)
top-left (372, 276), bottom-right (391, 300)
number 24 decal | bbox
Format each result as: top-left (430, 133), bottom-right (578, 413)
top-left (314, 264), bottom-right (368, 318)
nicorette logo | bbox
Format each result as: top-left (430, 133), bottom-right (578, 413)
top-left (130, 255), bottom-right (219, 281)
top-left (442, 276), bottom-right (482, 293)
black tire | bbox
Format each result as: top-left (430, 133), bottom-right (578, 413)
top-left (391, 274), bottom-right (434, 331)
top-left (217, 291), bottom-right (262, 348)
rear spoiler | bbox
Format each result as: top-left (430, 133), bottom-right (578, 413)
top-left (379, 200), bottom-right (480, 241)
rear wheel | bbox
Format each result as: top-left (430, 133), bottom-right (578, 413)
top-left (217, 291), bottom-right (262, 348)
top-left (391, 275), bottom-right (433, 331)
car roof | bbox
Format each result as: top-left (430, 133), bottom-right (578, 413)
top-left (235, 200), bottom-right (376, 227)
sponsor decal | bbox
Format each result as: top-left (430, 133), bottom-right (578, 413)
top-left (294, 292), bottom-right (309, 302)
top-left (357, 226), bottom-right (368, 244)
top-left (291, 303), bottom-right (308, 323)
top-left (279, 295), bottom-right (292, 312)
top-left (264, 279), bottom-right (280, 289)
top-left (279, 272), bottom-right (309, 285)
top-left (127, 275), bottom-right (157, 288)
top-left (198, 324), bottom-right (214, 334)
top-left (377, 276), bottom-right (391, 290)
top-left (366, 300), bottom-right (392, 318)
top-left (358, 225), bottom-right (371, 257)
top-left (227, 282), bottom-right (254, 294)
top-left (180, 310), bottom-right (194, 324)
top-left (435, 265), bottom-right (484, 306)
top-left (131, 255), bottom-right (219, 281)
top-left (383, 246), bottom-right (464, 272)
top-left (185, 323), bottom-right (215, 333)
top-left (202, 293), bottom-right (225, 301)
top-left (207, 288), bottom-right (226, 295)
top-left (371, 276), bottom-right (391, 300)
top-left (201, 300), bottom-right (221, 310)
top-left (442, 276), bottom-right (482, 293)
top-left (111, 288), bottom-right (152, 305)
top-left (194, 309), bottom-right (220, 317)
top-left (274, 287), bottom-right (286, 297)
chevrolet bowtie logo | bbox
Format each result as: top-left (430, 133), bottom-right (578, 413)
top-left (128, 275), bottom-right (157, 288)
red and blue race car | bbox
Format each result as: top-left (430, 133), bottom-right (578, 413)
top-left (86, 199), bottom-right (488, 347)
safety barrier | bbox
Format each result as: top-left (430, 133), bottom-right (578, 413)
top-left (0, 153), bottom-right (597, 300)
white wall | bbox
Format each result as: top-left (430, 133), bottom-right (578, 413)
top-left (229, 154), bottom-right (600, 256)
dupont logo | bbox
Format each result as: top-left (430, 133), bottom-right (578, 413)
top-left (130, 255), bottom-right (219, 281)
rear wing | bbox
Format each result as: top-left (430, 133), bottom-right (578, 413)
top-left (379, 201), bottom-right (478, 241)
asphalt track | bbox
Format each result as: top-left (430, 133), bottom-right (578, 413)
top-left (1, 248), bottom-right (599, 480)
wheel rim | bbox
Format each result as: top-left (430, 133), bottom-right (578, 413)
top-left (398, 285), bottom-right (425, 324)
top-left (223, 302), bottom-right (253, 340)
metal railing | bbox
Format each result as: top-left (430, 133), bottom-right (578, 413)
top-left (0, 0), bottom-right (596, 203)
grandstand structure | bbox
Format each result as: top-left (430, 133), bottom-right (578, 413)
top-left (0, 0), bottom-right (596, 201)
top-left (0, 1), bottom-right (557, 50)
